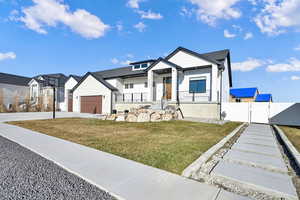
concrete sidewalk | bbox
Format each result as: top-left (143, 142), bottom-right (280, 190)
top-left (211, 124), bottom-right (298, 199)
top-left (0, 122), bottom-right (248, 200)
top-left (0, 112), bottom-right (102, 122)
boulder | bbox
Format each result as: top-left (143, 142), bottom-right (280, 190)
top-left (161, 113), bottom-right (173, 121)
top-left (126, 114), bottom-right (137, 122)
top-left (106, 114), bottom-right (117, 121)
top-left (150, 112), bottom-right (161, 122)
top-left (116, 114), bottom-right (126, 122)
top-left (137, 112), bottom-right (151, 122)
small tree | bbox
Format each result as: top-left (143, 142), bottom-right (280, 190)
top-left (11, 94), bottom-right (20, 112)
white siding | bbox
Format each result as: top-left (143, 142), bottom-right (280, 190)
top-left (221, 58), bottom-right (230, 102)
top-left (168, 51), bottom-right (212, 68)
top-left (73, 75), bottom-right (112, 114)
top-left (122, 76), bottom-right (148, 94)
top-left (106, 78), bottom-right (124, 93)
top-left (62, 77), bottom-right (78, 111)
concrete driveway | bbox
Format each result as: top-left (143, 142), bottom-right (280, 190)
top-left (0, 112), bottom-right (101, 122)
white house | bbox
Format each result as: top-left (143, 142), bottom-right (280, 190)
top-left (0, 72), bottom-right (31, 109)
top-left (71, 47), bottom-right (233, 119)
top-left (28, 73), bottom-right (68, 110)
top-left (62, 75), bottom-right (82, 112)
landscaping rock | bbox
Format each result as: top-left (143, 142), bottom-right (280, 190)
top-left (137, 112), bottom-right (150, 122)
top-left (106, 114), bottom-right (117, 121)
top-left (162, 113), bottom-right (173, 121)
top-left (116, 114), bottom-right (126, 122)
top-left (150, 112), bottom-right (161, 122)
top-left (126, 114), bottom-right (137, 122)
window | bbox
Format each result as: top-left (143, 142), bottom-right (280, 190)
top-left (189, 79), bottom-right (206, 93)
top-left (144, 82), bottom-right (148, 88)
top-left (134, 64), bottom-right (140, 69)
top-left (125, 83), bottom-right (134, 89)
top-left (236, 98), bottom-right (241, 102)
top-left (141, 63), bottom-right (148, 68)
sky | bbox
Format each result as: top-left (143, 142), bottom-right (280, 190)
top-left (0, 0), bottom-right (300, 102)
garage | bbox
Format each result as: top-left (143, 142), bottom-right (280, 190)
top-left (80, 96), bottom-right (102, 114)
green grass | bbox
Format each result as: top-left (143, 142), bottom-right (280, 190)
top-left (280, 126), bottom-right (300, 152)
top-left (9, 119), bottom-right (241, 174)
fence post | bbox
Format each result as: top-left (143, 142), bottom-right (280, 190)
top-left (131, 93), bottom-right (134, 102)
top-left (141, 93), bottom-right (143, 102)
top-left (192, 92), bottom-right (195, 102)
top-left (123, 94), bottom-right (125, 102)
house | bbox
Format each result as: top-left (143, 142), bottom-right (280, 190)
top-left (28, 73), bottom-right (68, 110)
top-left (230, 87), bottom-right (258, 102)
top-left (63, 75), bottom-right (82, 112)
top-left (0, 72), bottom-right (31, 109)
top-left (255, 94), bottom-right (273, 102)
top-left (71, 47), bottom-right (232, 119)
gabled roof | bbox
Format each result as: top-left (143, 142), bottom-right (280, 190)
top-left (33, 73), bottom-right (68, 87)
top-left (202, 49), bottom-right (230, 62)
top-left (0, 72), bottom-right (31, 86)
top-left (72, 72), bottom-right (117, 92)
top-left (146, 57), bottom-right (183, 72)
top-left (255, 94), bottom-right (272, 102)
top-left (165, 47), bottom-right (222, 66)
top-left (230, 87), bottom-right (258, 98)
top-left (68, 75), bottom-right (82, 82)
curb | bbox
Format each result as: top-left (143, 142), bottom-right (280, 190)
top-left (182, 123), bottom-right (246, 178)
top-left (273, 125), bottom-right (300, 169)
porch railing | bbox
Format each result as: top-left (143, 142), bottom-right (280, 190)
top-left (115, 92), bottom-right (148, 103)
top-left (178, 90), bottom-right (211, 102)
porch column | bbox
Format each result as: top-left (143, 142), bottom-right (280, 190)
top-left (171, 68), bottom-right (178, 101)
top-left (148, 70), bottom-right (154, 101)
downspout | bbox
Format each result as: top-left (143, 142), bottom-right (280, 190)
top-left (219, 69), bottom-right (223, 120)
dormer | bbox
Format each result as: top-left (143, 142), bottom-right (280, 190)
top-left (130, 59), bottom-right (156, 71)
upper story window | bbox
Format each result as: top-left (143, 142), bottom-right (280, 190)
top-left (125, 83), bottom-right (134, 89)
top-left (189, 78), bottom-right (206, 93)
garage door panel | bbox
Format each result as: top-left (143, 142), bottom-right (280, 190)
top-left (80, 96), bottom-right (102, 114)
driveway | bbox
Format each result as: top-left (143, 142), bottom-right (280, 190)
top-left (0, 135), bottom-right (115, 200)
top-left (0, 112), bottom-right (101, 122)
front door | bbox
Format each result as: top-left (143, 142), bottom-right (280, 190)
top-left (163, 77), bottom-right (172, 100)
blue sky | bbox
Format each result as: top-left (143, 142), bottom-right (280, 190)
top-left (0, 0), bottom-right (300, 102)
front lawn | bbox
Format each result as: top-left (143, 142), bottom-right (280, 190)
top-left (9, 119), bottom-right (241, 174)
top-left (280, 126), bottom-right (300, 152)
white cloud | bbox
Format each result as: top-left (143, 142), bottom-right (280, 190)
top-left (111, 58), bottom-right (119, 64)
top-left (291, 75), bottom-right (300, 80)
top-left (248, 0), bottom-right (257, 6)
top-left (126, 54), bottom-right (134, 58)
top-left (244, 32), bottom-right (253, 40)
top-left (116, 21), bottom-right (123, 31)
top-left (254, 0), bottom-right (300, 35)
top-left (0, 52), bottom-right (16, 61)
top-left (134, 22), bottom-right (146, 32)
top-left (266, 58), bottom-right (300, 72)
top-left (111, 57), bottom-right (134, 65)
top-left (294, 45), bottom-right (300, 51)
top-left (19, 0), bottom-right (110, 39)
top-left (127, 0), bottom-right (143, 9)
top-left (137, 10), bottom-right (163, 20)
top-left (187, 0), bottom-right (242, 25)
top-left (224, 29), bottom-right (236, 38)
top-left (232, 24), bottom-right (242, 31)
top-left (232, 58), bottom-right (265, 71)
top-left (180, 7), bottom-right (193, 17)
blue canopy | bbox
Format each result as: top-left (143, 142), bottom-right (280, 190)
top-left (255, 94), bottom-right (272, 102)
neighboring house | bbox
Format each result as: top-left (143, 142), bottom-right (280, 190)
top-left (0, 72), bottom-right (31, 109)
top-left (28, 73), bottom-right (68, 110)
top-left (230, 87), bottom-right (259, 102)
top-left (255, 94), bottom-right (273, 102)
top-left (63, 75), bottom-right (82, 112)
top-left (71, 47), bottom-right (232, 119)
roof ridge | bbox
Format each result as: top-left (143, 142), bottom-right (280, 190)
top-left (94, 66), bottom-right (131, 73)
top-left (0, 72), bottom-right (31, 79)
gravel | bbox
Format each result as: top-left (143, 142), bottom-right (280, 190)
top-left (0, 136), bottom-right (117, 200)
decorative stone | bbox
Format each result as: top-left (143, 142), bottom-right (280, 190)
top-left (106, 114), bottom-right (117, 121)
top-left (176, 110), bottom-right (183, 120)
top-left (161, 113), bottom-right (173, 121)
top-left (126, 114), bottom-right (137, 122)
top-left (116, 114), bottom-right (126, 122)
top-left (150, 112), bottom-right (161, 122)
top-left (137, 112), bottom-right (151, 122)
top-left (159, 110), bottom-right (166, 115)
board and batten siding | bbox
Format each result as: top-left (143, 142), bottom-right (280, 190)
top-left (62, 77), bottom-right (78, 112)
top-left (73, 75), bottom-right (112, 114)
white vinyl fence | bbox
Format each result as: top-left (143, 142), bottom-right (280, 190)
top-left (222, 102), bottom-right (300, 126)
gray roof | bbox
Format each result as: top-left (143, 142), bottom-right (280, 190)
top-left (202, 49), bottom-right (230, 62)
top-left (33, 73), bottom-right (68, 87)
top-left (0, 72), bottom-right (31, 86)
top-left (68, 75), bottom-right (82, 82)
top-left (94, 66), bottom-right (146, 79)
